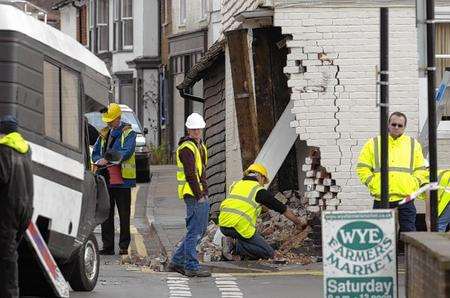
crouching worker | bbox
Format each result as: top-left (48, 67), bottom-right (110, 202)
top-left (218, 163), bottom-right (305, 260)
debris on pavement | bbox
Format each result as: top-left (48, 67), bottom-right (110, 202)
top-left (197, 190), bottom-right (318, 265)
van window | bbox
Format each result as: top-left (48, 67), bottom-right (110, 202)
top-left (61, 70), bottom-right (80, 148)
top-left (43, 62), bottom-right (61, 141)
top-left (43, 61), bottom-right (80, 149)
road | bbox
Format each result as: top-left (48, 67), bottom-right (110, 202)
top-left (67, 183), bottom-right (406, 298)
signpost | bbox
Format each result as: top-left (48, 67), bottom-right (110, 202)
top-left (322, 210), bottom-right (397, 298)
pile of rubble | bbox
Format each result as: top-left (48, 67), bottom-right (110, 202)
top-left (198, 190), bottom-right (317, 264)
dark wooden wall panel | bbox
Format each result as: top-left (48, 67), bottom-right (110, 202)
top-left (203, 56), bottom-right (226, 220)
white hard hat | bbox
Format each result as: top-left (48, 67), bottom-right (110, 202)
top-left (185, 113), bottom-right (206, 129)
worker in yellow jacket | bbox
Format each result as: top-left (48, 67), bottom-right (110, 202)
top-left (218, 163), bottom-right (305, 260)
top-left (357, 112), bottom-right (428, 232)
top-left (423, 165), bottom-right (450, 232)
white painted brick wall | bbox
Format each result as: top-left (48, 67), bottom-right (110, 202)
top-left (274, 5), bottom-right (420, 211)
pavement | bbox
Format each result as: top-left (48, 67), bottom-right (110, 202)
top-left (145, 165), bottom-right (314, 273)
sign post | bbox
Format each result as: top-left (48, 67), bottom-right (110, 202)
top-left (322, 210), bottom-right (397, 298)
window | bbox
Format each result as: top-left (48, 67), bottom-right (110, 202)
top-left (89, 0), bottom-right (94, 50)
top-left (88, 0), bottom-right (109, 53)
top-left (97, 0), bottom-right (109, 52)
top-left (436, 23), bottom-right (450, 118)
top-left (201, 0), bottom-right (207, 20)
top-left (117, 74), bottom-right (135, 111)
top-left (43, 61), bottom-right (80, 149)
top-left (114, 0), bottom-right (133, 51)
top-left (180, 0), bottom-right (186, 25)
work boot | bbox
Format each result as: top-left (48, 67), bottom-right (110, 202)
top-left (221, 237), bottom-right (234, 261)
top-left (184, 268), bottom-right (211, 277)
top-left (119, 248), bottom-right (128, 255)
top-left (99, 248), bottom-right (115, 255)
top-left (167, 262), bottom-right (185, 275)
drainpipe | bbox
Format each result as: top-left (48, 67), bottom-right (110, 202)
top-left (380, 7), bottom-right (389, 209)
top-left (179, 89), bottom-right (205, 103)
top-left (72, 1), bottom-right (83, 44)
top-left (426, 0), bottom-right (438, 231)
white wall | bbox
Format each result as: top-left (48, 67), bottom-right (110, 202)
top-left (142, 0), bottom-right (159, 57)
top-left (59, 5), bottom-right (77, 40)
top-left (274, 5), bottom-right (420, 211)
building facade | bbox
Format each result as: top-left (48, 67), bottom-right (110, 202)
top-left (54, 0), bottom-right (161, 146)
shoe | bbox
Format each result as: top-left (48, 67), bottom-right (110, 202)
top-left (222, 236), bottom-right (234, 261)
top-left (99, 248), bottom-right (115, 255)
top-left (184, 269), bottom-right (211, 277)
top-left (167, 262), bottom-right (185, 275)
top-left (119, 248), bottom-right (128, 255)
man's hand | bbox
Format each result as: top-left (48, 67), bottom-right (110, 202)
top-left (96, 158), bottom-right (108, 166)
top-left (283, 208), bottom-right (307, 227)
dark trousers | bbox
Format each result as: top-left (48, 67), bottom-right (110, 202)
top-left (0, 227), bottom-right (27, 298)
top-left (220, 227), bottom-right (274, 260)
top-left (373, 200), bottom-right (417, 232)
top-left (101, 188), bottom-right (131, 250)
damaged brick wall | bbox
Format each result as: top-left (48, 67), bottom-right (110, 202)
top-left (274, 5), bottom-right (420, 211)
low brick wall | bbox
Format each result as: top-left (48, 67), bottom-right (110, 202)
top-left (401, 232), bottom-right (450, 298)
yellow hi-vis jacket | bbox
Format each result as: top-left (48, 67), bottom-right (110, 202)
top-left (357, 134), bottom-right (428, 202)
top-left (437, 170), bottom-right (450, 217)
top-left (98, 126), bottom-right (136, 179)
top-left (176, 140), bottom-right (207, 199)
top-left (218, 180), bottom-right (264, 239)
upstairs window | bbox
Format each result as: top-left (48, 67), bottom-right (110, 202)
top-left (114, 0), bottom-right (134, 51)
top-left (179, 0), bottom-right (186, 25)
top-left (88, 0), bottom-right (109, 53)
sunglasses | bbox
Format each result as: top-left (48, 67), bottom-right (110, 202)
top-left (390, 123), bottom-right (404, 128)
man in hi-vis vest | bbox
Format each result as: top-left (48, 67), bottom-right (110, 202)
top-left (92, 103), bottom-right (136, 255)
top-left (0, 116), bottom-right (33, 298)
top-left (219, 163), bottom-right (305, 261)
top-left (357, 112), bottom-right (428, 233)
top-left (168, 113), bottom-right (210, 277)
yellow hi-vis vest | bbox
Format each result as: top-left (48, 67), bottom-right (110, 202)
top-left (218, 180), bottom-right (264, 239)
top-left (176, 140), bottom-right (207, 199)
top-left (438, 170), bottom-right (450, 217)
top-left (100, 127), bottom-right (136, 179)
top-left (356, 135), bottom-right (428, 202)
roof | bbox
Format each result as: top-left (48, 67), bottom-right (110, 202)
top-left (0, 4), bottom-right (110, 78)
top-left (177, 40), bottom-right (225, 90)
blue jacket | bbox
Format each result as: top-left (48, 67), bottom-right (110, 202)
top-left (92, 122), bottom-right (136, 188)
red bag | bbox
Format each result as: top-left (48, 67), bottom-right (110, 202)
top-left (107, 164), bottom-right (124, 185)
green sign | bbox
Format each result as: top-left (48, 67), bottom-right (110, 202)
top-left (322, 211), bottom-right (397, 298)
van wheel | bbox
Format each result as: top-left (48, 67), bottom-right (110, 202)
top-left (68, 234), bottom-right (99, 291)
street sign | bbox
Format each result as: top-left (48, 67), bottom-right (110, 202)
top-left (25, 222), bottom-right (70, 298)
top-left (322, 210), bottom-right (397, 298)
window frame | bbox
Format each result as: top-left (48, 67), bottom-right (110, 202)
top-left (179, 0), bottom-right (186, 25)
top-left (201, 0), bottom-right (207, 20)
top-left (113, 0), bottom-right (134, 52)
top-left (96, 0), bottom-right (109, 53)
top-left (43, 59), bottom-right (82, 151)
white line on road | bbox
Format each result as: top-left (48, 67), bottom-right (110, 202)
top-left (166, 275), bottom-right (192, 297)
top-left (213, 274), bottom-right (244, 297)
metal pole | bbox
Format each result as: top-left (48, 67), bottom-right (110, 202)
top-left (426, 0), bottom-right (438, 231)
top-left (380, 8), bottom-right (389, 208)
